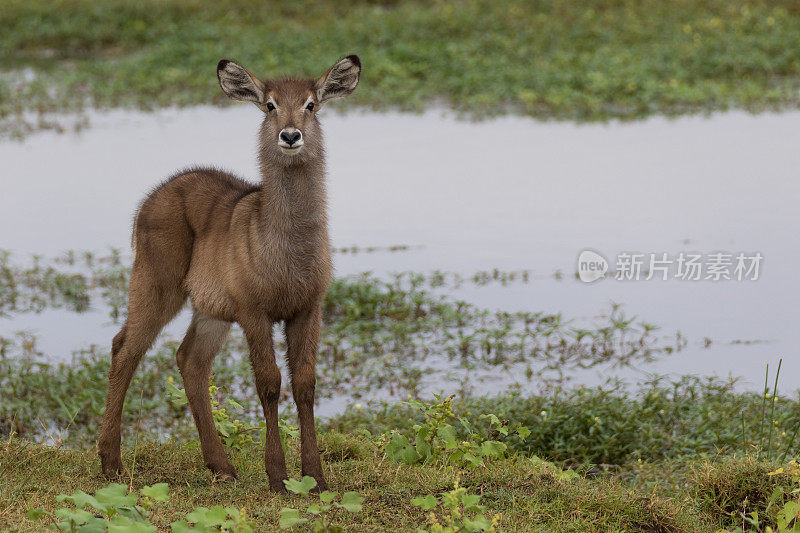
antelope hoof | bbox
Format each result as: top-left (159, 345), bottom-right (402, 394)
top-left (100, 456), bottom-right (123, 479)
top-left (310, 479), bottom-right (329, 494)
top-left (209, 462), bottom-right (239, 482)
top-left (269, 480), bottom-right (289, 494)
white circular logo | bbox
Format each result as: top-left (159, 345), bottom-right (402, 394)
top-left (577, 250), bottom-right (608, 283)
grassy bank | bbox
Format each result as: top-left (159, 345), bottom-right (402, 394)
top-left (1, 434), bottom-right (797, 532)
top-left (2, 0), bottom-right (800, 136)
top-left (0, 435), bottom-right (696, 532)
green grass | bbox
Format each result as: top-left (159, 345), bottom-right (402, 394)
top-left (0, 434), bottom-right (740, 532)
top-left (2, 0), bottom-right (800, 136)
top-left (1, 434), bottom-right (797, 532)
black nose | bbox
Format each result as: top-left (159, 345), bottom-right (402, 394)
top-left (280, 130), bottom-right (302, 146)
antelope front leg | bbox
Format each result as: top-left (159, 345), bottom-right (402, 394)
top-left (286, 306), bottom-right (327, 491)
top-left (241, 318), bottom-right (288, 492)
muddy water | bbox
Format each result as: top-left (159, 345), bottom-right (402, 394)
top-left (1, 107), bottom-right (798, 399)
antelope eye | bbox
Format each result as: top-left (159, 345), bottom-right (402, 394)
top-left (306, 102), bottom-right (315, 111)
top-left (266, 102), bottom-right (275, 112)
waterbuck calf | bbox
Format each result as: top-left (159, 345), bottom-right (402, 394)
top-left (97, 55), bottom-right (361, 492)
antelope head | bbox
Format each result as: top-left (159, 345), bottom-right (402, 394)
top-left (217, 55), bottom-right (361, 166)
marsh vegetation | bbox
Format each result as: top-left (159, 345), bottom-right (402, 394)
top-left (1, 251), bottom-right (798, 531)
top-left (3, 0), bottom-right (800, 136)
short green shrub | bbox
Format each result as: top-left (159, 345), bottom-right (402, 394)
top-left (29, 482), bottom-right (168, 532)
top-left (279, 476), bottom-right (364, 532)
top-left (382, 395), bottom-right (529, 468)
top-left (30, 482), bottom-right (256, 532)
top-left (412, 479), bottom-right (501, 533)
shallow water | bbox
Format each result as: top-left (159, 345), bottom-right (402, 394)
top-left (1, 107), bottom-right (798, 398)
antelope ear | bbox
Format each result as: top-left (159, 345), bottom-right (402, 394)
top-left (315, 55), bottom-right (361, 103)
top-left (217, 59), bottom-right (266, 105)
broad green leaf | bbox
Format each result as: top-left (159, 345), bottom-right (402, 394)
top-left (397, 445), bottom-right (422, 465)
top-left (436, 424), bottom-right (457, 444)
top-left (55, 509), bottom-right (105, 533)
top-left (165, 380), bottom-right (189, 408)
top-left (463, 513), bottom-right (492, 531)
top-left (385, 434), bottom-right (421, 465)
top-left (777, 500), bottom-right (800, 530)
top-left (448, 449), bottom-right (464, 465)
top-left (461, 493), bottom-right (482, 511)
top-left (225, 397), bottom-right (244, 410)
top-left (140, 483), bottom-right (169, 502)
top-left (517, 426), bottom-right (531, 439)
top-left (170, 520), bottom-right (199, 533)
top-left (766, 486), bottom-right (783, 513)
top-left (479, 440), bottom-right (506, 458)
top-left (203, 505), bottom-right (230, 526)
top-left (307, 504), bottom-right (322, 515)
top-left (463, 452), bottom-right (483, 468)
top-left (185, 507), bottom-right (209, 524)
top-left (415, 434), bottom-right (432, 461)
top-left (278, 419), bottom-right (300, 439)
top-left (385, 433), bottom-right (409, 454)
top-left (108, 515), bottom-right (157, 533)
top-left (319, 491), bottom-right (338, 504)
top-left (57, 490), bottom-right (106, 512)
top-left (337, 492), bottom-right (364, 513)
top-left (95, 484), bottom-right (137, 508)
top-left (112, 506), bottom-right (144, 522)
top-left (480, 414), bottom-right (502, 426)
top-left (407, 399), bottom-right (425, 410)
top-left (411, 494), bottom-right (438, 511)
top-left (73, 519), bottom-right (108, 533)
top-left (279, 508), bottom-right (308, 529)
top-left (55, 508), bottom-right (95, 522)
top-left (284, 476), bottom-right (317, 495)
